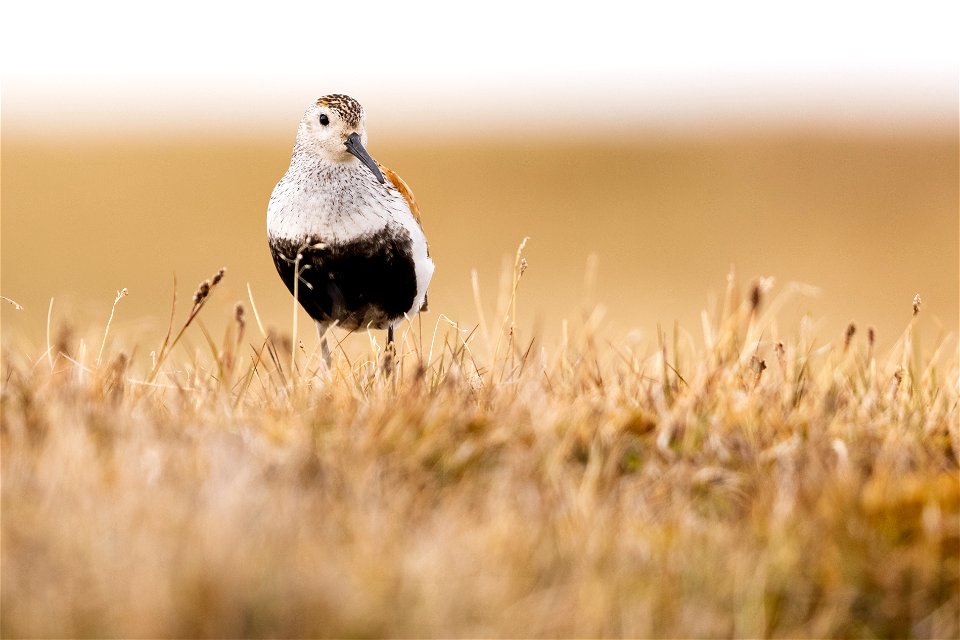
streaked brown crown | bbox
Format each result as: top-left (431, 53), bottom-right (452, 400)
top-left (317, 94), bottom-right (364, 128)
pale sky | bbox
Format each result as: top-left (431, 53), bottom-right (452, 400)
top-left (2, 0), bottom-right (957, 135)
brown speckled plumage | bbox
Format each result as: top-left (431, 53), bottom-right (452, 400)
top-left (317, 94), bottom-right (363, 128)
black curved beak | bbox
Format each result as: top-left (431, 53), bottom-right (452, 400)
top-left (344, 132), bottom-right (385, 184)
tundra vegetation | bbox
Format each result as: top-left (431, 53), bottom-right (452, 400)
top-left (2, 256), bottom-right (957, 638)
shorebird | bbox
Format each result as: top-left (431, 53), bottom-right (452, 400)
top-left (266, 94), bottom-right (434, 366)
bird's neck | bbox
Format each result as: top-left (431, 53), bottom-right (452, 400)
top-left (290, 147), bottom-right (364, 179)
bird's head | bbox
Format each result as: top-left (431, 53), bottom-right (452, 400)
top-left (295, 94), bottom-right (385, 183)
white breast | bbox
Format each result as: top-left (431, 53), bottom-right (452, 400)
top-left (267, 161), bottom-right (434, 318)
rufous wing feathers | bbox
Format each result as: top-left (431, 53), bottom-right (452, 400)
top-left (379, 163), bottom-right (430, 311)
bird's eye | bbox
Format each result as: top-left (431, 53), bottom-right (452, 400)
top-left (319, 114), bottom-right (330, 126)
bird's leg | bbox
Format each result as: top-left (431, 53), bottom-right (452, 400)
top-left (316, 321), bottom-right (331, 369)
top-left (382, 325), bottom-right (396, 376)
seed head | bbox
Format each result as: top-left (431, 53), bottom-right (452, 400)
top-left (844, 322), bottom-right (856, 352)
top-left (234, 302), bottom-right (246, 332)
top-left (193, 281), bottom-right (210, 305)
top-left (749, 277), bottom-right (774, 313)
top-left (193, 268), bottom-right (227, 305)
top-left (912, 293), bottom-right (921, 316)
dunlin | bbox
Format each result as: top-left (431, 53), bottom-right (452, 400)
top-left (267, 94), bottom-right (434, 365)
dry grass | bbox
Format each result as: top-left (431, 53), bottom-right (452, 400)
top-left (1, 259), bottom-right (957, 638)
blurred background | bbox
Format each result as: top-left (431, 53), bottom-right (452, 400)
top-left (2, 1), bottom-right (957, 353)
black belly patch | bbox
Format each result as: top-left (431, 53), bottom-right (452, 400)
top-left (269, 227), bottom-right (417, 331)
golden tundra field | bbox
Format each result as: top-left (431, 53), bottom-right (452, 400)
top-left (1, 131), bottom-right (958, 637)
